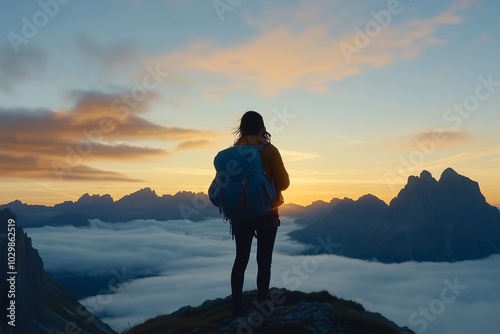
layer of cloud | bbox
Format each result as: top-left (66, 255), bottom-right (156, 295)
top-left (151, 1), bottom-right (469, 96)
top-left (329, 137), bottom-right (366, 147)
top-left (0, 91), bottom-right (216, 181)
top-left (393, 129), bottom-right (473, 151)
top-left (26, 217), bottom-right (500, 334)
top-left (280, 149), bottom-right (322, 162)
top-left (174, 139), bottom-right (212, 152)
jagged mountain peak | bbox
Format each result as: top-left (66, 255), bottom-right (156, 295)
top-left (392, 168), bottom-right (482, 209)
top-left (405, 169), bottom-right (438, 188)
top-left (438, 167), bottom-right (482, 195)
top-left (117, 187), bottom-right (159, 202)
top-left (392, 168), bottom-right (485, 213)
top-left (291, 168), bottom-right (500, 263)
top-left (420, 169), bottom-right (433, 180)
top-left (77, 193), bottom-right (114, 204)
top-left (358, 193), bottom-right (388, 205)
top-left (440, 167), bottom-right (459, 180)
top-left (327, 195), bottom-right (388, 210)
top-left (132, 187), bottom-right (157, 196)
top-left (78, 193), bottom-right (92, 201)
top-left (309, 199), bottom-right (328, 205)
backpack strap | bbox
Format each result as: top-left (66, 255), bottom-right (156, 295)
top-left (256, 142), bottom-right (271, 180)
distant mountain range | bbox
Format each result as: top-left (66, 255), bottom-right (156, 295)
top-left (0, 188), bottom-right (323, 228)
top-left (1, 167), bottom-right (499, 264)
top-left (0, 189), bottom-right (221, 227)
top-left (0, 208), bottom-right (116, 334)
top-left (289, 168), bottom-right (500, 263)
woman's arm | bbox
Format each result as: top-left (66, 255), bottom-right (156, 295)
top-left (270, 147), bottom-right (289, 191)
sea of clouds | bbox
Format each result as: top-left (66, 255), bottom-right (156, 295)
top-left (26, 217), bottom-right (500, 334)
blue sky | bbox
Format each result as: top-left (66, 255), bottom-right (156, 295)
top-left (1, 0), bottom-right (499, 206)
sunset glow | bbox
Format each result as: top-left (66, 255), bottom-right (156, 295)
top-left (1, 0), bottom-right (499, 207)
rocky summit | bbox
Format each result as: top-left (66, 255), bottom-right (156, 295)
top-left (125, 289), bottom-right (414, 334)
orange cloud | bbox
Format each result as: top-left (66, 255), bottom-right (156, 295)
top-left (0, 154), bottom-right (139, 182)
top-left (152, 2), bottom-right (468, 96)
top-left (0, 91), bottom-right (217, 181)
top-left (174, 140), bottom-right (212, 152)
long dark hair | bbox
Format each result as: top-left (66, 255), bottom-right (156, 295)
top-left (234, 111), bottom-right (271, 142)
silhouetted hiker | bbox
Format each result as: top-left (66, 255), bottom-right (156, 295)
top-left (228, 111), bottom-right (290, 317)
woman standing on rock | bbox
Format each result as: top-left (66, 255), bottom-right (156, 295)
top-left (229, 111), bottom-right (290, 317)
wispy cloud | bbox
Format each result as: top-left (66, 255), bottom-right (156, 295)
top-left (288, 169), bottom-right (386, 186)
top-left (154, 168), bottom-right (213, 176)
top-left (151, 1), bottom-right (469, 96)
top-left (174, 139), bottom-right (212, 152)
top-left (329, 137), bottom-right (366, 147)
top-left (416, 144), bottom-right (500, 170)
top-left (280, 150), bottom-right (322, 162)
top-left (384, 144), bottom-right (500, 178)
top-left (392, 129), bottom-right (474, 151)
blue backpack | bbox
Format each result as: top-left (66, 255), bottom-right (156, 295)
top-left (208, 143), bottom-right (277, 221)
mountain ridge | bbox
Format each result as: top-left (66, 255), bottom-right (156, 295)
top-left (1, 168), bottom-right (498, 227)
top-left (290, 168), bottom-right (500, 263)
top-left (0, 190), bottom-right (221, 227)
top-left (0, 208), bottom-right (117, 334)
top-left (2, 167), bottom-right (499, 264)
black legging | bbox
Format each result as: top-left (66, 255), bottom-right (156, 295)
top-left (231, 225), bottom-right (278, 304)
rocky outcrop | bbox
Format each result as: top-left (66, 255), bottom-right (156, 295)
top-left (124, 289), bottom-right (414, 334)
top-left (1, 209), bottom-right (43, 333)
top-left (0, 208), bottom-right (117, 334)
